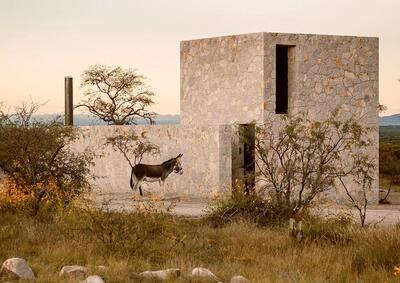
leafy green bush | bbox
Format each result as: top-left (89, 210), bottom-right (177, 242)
top-left (0, 102), bottom-right (94, 214)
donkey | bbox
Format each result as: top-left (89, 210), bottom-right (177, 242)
top-left (130, 154), bottom-right (183, 196)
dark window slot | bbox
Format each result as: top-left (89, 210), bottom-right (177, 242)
top-left (276, 45), bottom-right (289, 114)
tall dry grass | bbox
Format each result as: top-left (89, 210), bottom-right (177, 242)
top-left (1, 202), bottom-right (400, 282)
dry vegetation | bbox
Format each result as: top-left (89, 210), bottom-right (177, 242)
top-left (1, 201), bottom-right (400, 283)
top-left (1, 103), bottom-right (400, 282)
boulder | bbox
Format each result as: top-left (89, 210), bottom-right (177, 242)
top-left (191, 267), bottom-right (219, 282)
top-left (80, 275), bottom-right (105, 283)
top-left (0, 258), bottom-right (35, 279)
top-left (59, 265), bottom-right (88, 278)
top-left (139, 268), bottom-right (180, 281)
top-left (231, 275), bottom-right (250, 283)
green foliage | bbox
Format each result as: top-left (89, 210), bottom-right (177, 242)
top-left (254, 111), bottom-right (374, 222)
top-left (0, 102), bottom-right (94, 214)
top-left (77, 65), bottom-right (156, 125)
top-left (105, 129), bottom-right (159, 168)
top-left (380, 142), bottom-right (400, 186)
top-left (380, 125), bottom-right (400, 144)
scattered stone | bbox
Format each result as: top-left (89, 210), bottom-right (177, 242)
top-left (59, 265), bottom-right (88, 278)
top-left (231, 275), bottom-right (250, 283)
top-left (139, 268), bottom-right (180, 281)
top-left (191, 267), bottom-right (219, 282)
top-left (80, 275), bottom-right (105, 283)
top-left (0, 258), bottom-right (35, 279)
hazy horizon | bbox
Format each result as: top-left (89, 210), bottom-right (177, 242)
top-left (1, 0), bottom-right (399, 115)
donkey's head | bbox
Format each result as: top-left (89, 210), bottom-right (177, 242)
top-left (173, 153), bottom-right (183, 175)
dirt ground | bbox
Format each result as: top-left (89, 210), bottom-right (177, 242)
top-left (380, 189), bottom-right (400, 205)
top-left (90, 191), bottom-right (400, 225)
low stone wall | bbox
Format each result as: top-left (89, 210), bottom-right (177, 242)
top-left (71, 125), bottom-right (233, 199)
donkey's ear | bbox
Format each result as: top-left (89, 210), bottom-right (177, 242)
top-left (177, 153), bottom-right (183, 158)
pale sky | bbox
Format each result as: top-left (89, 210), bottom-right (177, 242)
top-left (0, 0), bottom-right (399, 115)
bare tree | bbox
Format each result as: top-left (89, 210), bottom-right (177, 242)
top-left (105, 130), bottom-right (159, 168)
top-left (254, 110), bottom-right (373, 219)
top-left (338, 153), bottom-right (375, 227)
top-left (76, 65), bottom-right (156, 125)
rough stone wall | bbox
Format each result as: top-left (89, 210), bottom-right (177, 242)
top-left (71, 32), bottom-right (379, 204)
top-left (262, 33), bottom-right (379, 203)
top-left (180, 32), bottom-right (379, 203)
top-left (262, 33), bottom-right (378, 122)
top-left (180, 33), bottom-right (266, 125)
top-left (71, 125), bottom-right (233, 198)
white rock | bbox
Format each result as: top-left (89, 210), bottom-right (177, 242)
top-left (80, 275), bottom-right (105, 283)
top-left (191, 267), bottom-right (219, 282)
top-left (0, 258), bottom-right (35, 279)
top-left (231, 275), bottom-right (250, 283)
top-left (139, 268), bottom-right (180, 281)
top-left (59, 265), bottom-right (88, 278)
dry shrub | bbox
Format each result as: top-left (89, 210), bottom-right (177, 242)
top-left (61, 200), bottom-right (183, 263)
top-left (351, 227), bottom-right (400, 273)
top-left (0, 101), bottom-right (94, 215)
top-left (300, 214), bottom-right (355, 245)
top-left (206, 190), bottom-right (304, 227)
top-left (0, 177), bottom-right (86, 216)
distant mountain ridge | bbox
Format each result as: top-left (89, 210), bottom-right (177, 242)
top-left (379, 114), bottom-right (400, 126)
top-left (33, 114), bottom-right (180, 126)
top-left (33, 113), bottom-right (400, 126)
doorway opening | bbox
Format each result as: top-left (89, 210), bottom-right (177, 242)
top-left (232, 124), bottom-right (255, 193)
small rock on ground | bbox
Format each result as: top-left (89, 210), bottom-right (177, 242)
top-left (59, 265), bottom-right (88, 278)
top-left (80, 275), bottom-right (105, 283)
top-left (139, 268), bottom-right (180, 281)
top-left (0, 258), bottom-right (35, 279)
top-left (231, 275), bottom-right (250, 283)
top-left (191, 267), bottom-right (219, 282)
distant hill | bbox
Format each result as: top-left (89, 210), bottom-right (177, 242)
top-left (32, 113), bottom-right (400, 126)
top-left (34, 114), bottom-right (180, 126)
top-left (380, 114), bottom-right (400, 126)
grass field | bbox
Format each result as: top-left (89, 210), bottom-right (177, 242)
top-left (1, 204), bottom-right (400, 283)
top-left (380, 126), bottom-right (400, 144)
top-left (0, 127), bottom-right (399, 282)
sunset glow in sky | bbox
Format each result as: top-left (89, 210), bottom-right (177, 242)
top-left (1, 0), bottom-right (399, 115)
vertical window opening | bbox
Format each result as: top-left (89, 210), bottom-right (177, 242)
top-left (276, 45), bottom-right (293, 114)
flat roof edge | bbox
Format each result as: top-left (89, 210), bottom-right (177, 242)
top-left (180, 32), bottom-right (379, 44)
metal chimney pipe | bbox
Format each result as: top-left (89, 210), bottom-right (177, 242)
top-left (64, 76), bottom-right (73, 126)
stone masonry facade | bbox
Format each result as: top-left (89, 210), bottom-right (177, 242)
top-left (74, 32), bottom-right (379, 202)
top-left (180, 32), bottom-right (379, 203)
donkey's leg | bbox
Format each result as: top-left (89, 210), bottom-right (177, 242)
top-left (133, 179), bottom-right (143, 196)
top-left (159, 179), bottom-right (165, 200)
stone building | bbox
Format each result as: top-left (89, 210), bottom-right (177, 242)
top-left (75, 32), bottom-right (379, 203)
